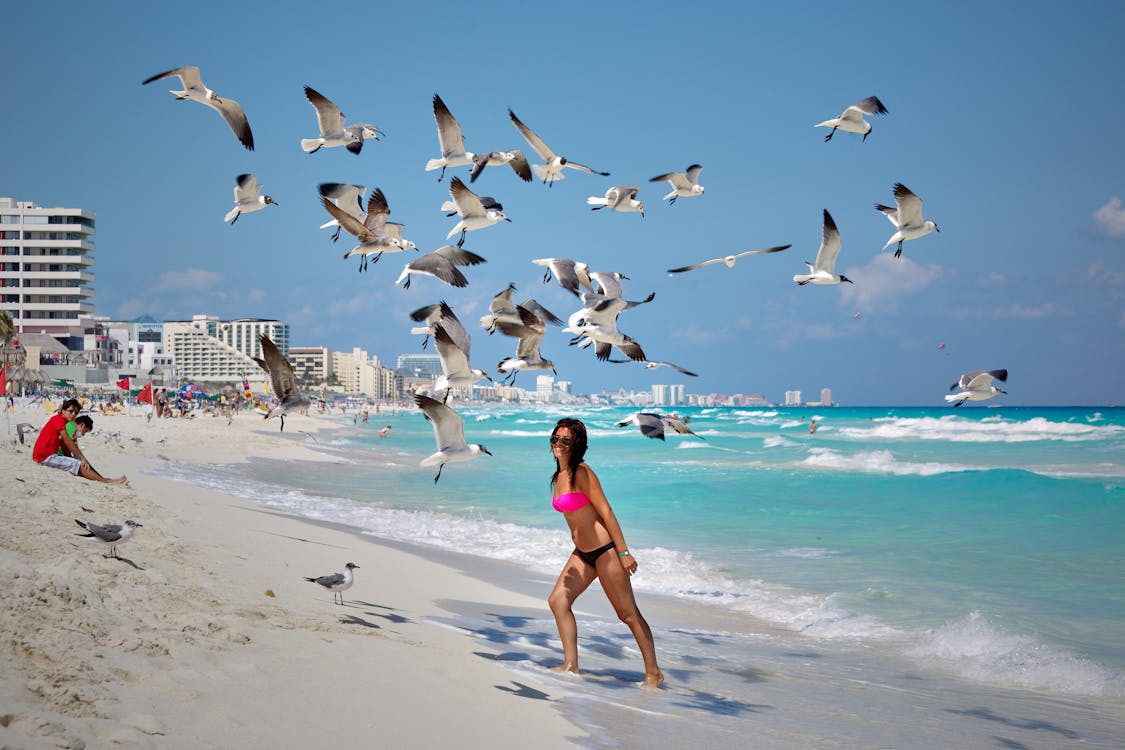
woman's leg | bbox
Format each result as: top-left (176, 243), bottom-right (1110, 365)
top-left (596, 555), bottom-right (664, 686)
top-left (547, 553), bottom-right (598, 673)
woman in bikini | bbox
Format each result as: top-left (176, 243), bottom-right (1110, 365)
top-left (547, 417), bottom-right (663, 687)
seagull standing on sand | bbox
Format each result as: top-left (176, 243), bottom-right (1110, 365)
top-left (650, 165), bottom-right (704, 204)
top-left (587, 185), bottom-right (644, 217)
top-left (495, 306), bottom-right (557, 384)
top-left (75, 519), bottom-right (142, 558)
top-left (254, 334), bottom-right (310, 431)
top-left (668, 244), bottom-right (791, 274)
top-left (223, 174), bottom-right (277, 224)
top-left (415, 394), bottom-right (492, 483)
top-left (322, 188), bottom-right (415, 271)
top-left (508, 109), bottom-right (610, 186)
top-left (445, 177), bottom-right (511, 248)
top-left (425, 93), bottom-right (474, 181)
top-left (317, 183), bottom-right (365, 241)
top-left (395, 245), bottom-right (487, 289)
top-left (304, 562), bottom-right (359, 605)
top-left (816, 96), bottom-right (888, 142)
top-left (794, 210), bottom-right (853, 285)
top-left (875, 183), bottom-right (940, 258)
top-left (469, 150), bottom-right (532, 183)
top-left (301, 85), bottom-right (382, 154)
top-left (532, 258), bottom-right (593, 297)
top-left (946, 369), bottom-right (1008, 406)
top-left (16, 422), bottom-right (36, 445)
top-left (142, 66), bottom-right (254, 150)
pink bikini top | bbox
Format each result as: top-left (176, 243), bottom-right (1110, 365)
top-left (552, 491), bottom-right (591, 513)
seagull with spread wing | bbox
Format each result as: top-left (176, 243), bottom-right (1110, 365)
top-left (415, 394), bottom-right (492, 483)
top-left (301, 85), bottom-right (382, 154)
top-left (668, 244), bottom-right (790, 274)
top-left (142, 66), bottom-right (254, 150)
top-left (254, 334), bottom-right (309, 431)
top-left (508, 108), bottom-right (610, 186)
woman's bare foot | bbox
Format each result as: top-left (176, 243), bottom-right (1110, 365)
top-left (642, 670), bottom-right (665, 688)
top-left (550, 663), bottom-right (580, 675)
top-left (111, 476), bottom-right (129, 486)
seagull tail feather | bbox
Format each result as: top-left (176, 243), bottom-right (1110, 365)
top-left (300, 138), bottom-right (323, 153)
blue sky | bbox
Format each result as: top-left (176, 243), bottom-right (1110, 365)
top-left (4, 2), bottom-right (1124, 405)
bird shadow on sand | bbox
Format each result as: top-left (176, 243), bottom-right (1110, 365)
top-left (495, 681), bottom-right (552, 701)
top-left (107, 555), bottom-right (144, 571)
top-left (353, 600), bottom-right (412, 625)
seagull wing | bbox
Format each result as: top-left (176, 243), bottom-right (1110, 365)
top-left (650, 171), bottom-right (691, 190)
top-left (520, 299), bottom-right (563, 326)
top-left (233, 174), bottom-right (260, 203)
top-left (667, 256), bottom-right (723, 273)
top-left (142, 65), bottom-right (201, 90)
top-left (258, 334), bottom-right (298, 401)
top-left (893, 183), bottom-right (924, 228)
top-left (304, 85), bottom-right (345, 136)
top-left (319, 183), bottom-right (366, 219)
top-left (415, 393), bottom-right (469, 452)
top-left (814, 210), bottom-right (842, 275)
top-left (449, 177), bottom-right (485, 218)
top-left (312, 572), bottom-right (345, 587)
top-left (853, 96), bottom-right (888, 116)
top-left (508, 109), bottom-right (556, 162)
top-left (433, 323), bottom-right (473, 377)
top-left (362, 188), bottom-right (392, 232)
top-left (506, 150), bottom-right (532, 181)
top-left (322, 197), bottom-right (377, 244)
top-left (432, 93), bottom-right (466, 157)
top-left (434, 245), bottom-right (488, 267)
top-left (730, 244), bottom-right (792, 262)
top-left (874, 203), bottom-right (900, 228)
top-left (634, 413), bottom-right (666, 440)
top-left (208, 95), bottom-right (254, 150)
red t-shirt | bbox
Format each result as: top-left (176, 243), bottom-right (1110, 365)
top-left (32, 414), bottom-right (70, 463)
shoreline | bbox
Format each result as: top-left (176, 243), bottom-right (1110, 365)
top-left (1, 406), bottom-right (588, 749)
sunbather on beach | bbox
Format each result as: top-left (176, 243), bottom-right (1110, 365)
top-left (31, 399), bottom-right (128, 485)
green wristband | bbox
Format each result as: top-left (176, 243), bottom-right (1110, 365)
top-left (618, 550), bottom-right (630, 557)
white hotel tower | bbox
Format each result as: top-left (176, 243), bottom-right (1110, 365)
top-left (0, 198), bottom-right (95, 342)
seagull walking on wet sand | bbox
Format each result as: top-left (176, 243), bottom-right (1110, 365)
top-left (445, 177), bottom-right (511, 248)
top-left (946, 369), bottom-right (1008, 406)
top-left (224, 174), bottom-right (277, 224)
top-left (142, 66), bottom-right (255, 150)
top-left (875, 183), bottom-right (940, 258)
top-left (668, 244), bottom-right (790, 274)
top-left (301, 85), bottom-right (382, 155)
top-left (650, 165), bottom-right (705, 204)
top-left (587, 185), bottom-right (644, 217)
top-left (816, 96), bottom-right (888, 142)
top-left (395, 245), bottom-right (487, 289)
top-left (508, 108), bottom-right (609, 186)
top-left (415, 394), bottom-right (492, 483)
top-left (254, 334), bottom-right (310, 431)
top-left (794, 210), bottom-right (853, 286)
top-left (304, 562), bottom-right (359, 605)
top-left (75, 519), bottom-right (142, 558)
top-left (425, 93), bottom-right (474, 181)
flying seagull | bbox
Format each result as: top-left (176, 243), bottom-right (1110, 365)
top-left (425, 93), bottom-right (473, 181)
top-left (564, 295), bottom-right (652, 363)
top-left (478, 283), bottom-right (563, 333)
top-left (75, 519), bottom-right (142, 558)
top-left (304, 562), bottom-right (359, 605)
top-left (587, 185), bottom-right (644, 217)
top-left (254, 334), bottom-right (310, 431)
top-left (323, 187), bottom-right (415, 271)
top-left (875, 183), bottom-right (940, 258)
top-left (615, 413), bottom-right (703, 441)
top-left (317, 182), bottom-right (365, 241)
top-left (432, 322), bottom-right (491, 394)
top-left (668, 244), bottom-right (790, 274)
top-left (794, 210), bottom-right (853, 285)
top-left (606, 359), bottom-right (699, 376)
top-left (445, 177), bottom-right (511, 247)
top-left (531, 258), bottom-right (593, 297)
top-left (508, 108), bottom-right (609, 186)
top-left (395, 245), bottom-right (486, 289)
top-left (415, 393), bottom-right (492, 482)
top-left (816, 96), bottom-right (888, 142)
top-left (301, 85), bottom-right (382, 154)
top-left (142, 66), bottom-right (254, 150)
top-left (224, 174), bottom-right (277, 224)
top-left (495, 305), bottom-right (557, 384)
top-left (650, 165), bottom-right (704, 204)
top-left (946, 369), bottom-right (1008, 407)
top-left (470, 150), bottom-right (532, 183)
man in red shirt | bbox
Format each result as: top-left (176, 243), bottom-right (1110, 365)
top-left (32, 399), bottom-right (128, 485)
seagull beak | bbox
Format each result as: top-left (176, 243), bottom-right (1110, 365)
top-left (481, 446), bottom-right (493, 456)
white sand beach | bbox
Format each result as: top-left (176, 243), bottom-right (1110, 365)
top-left (0, 404), bottom-right (587, 749)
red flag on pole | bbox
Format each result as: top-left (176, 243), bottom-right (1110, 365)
top-left (116, 376), bottom-right (131, 391)
top-left (0, 366), bottom-right (7, 397)
top-left (137, 382), bottom-right (153, 404)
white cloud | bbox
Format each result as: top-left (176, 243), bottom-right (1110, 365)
top-left (1092, 197), bottom-right (1125, 238)
top-left (838, 254), bottom-right (943, 312)
top-left (1088, 259), bottom-right (1125, 286)
top-left (152, 267), bottom-right (224, 293)
top-left (950, 302), bottom-right (1061, 321)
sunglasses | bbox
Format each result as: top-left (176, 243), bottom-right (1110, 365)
top-left (550, 435), bottom-right (572, 447)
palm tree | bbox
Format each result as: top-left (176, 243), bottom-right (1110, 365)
top-left (0, 310), bottom-right (13, 344)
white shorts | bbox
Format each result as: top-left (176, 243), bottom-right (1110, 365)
top-left (39, 454), bottom-right (82, 475)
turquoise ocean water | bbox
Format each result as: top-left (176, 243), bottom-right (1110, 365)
top-left (157, 404), bottom-right (1125, 746)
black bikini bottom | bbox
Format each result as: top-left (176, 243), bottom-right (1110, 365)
top-left (574, 542), bottom-right (616, 566)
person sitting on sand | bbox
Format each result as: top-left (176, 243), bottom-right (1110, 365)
top-left (32, 399), bottom-right (128, 485)
top-left (546, 417), bottom-right (664, 687)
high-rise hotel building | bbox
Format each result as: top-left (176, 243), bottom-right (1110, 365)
top-left (0, 198), bottom-right (95, 345)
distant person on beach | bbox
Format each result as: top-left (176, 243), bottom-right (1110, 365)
top-left (379, 425), bottom-right (391, 438)
top-left (546, 417), bottom-right (663, 687)
top-left (31, 399), bottom-right (128, 485)
top-left (809, 419), bottom-right (817, 435)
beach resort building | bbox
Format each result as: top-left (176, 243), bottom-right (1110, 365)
top-left (289, 346), bottom-right (334, 385)
top-left (162, 315), bottom-right (289, 386)
top-left (332, 347), bottom-right (398, 399)
top-left (0, 197), bottom-right (96, 345)
top-left (785, 390), bottom-right (802, 406)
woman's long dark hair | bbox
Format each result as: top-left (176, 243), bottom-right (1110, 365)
top-left (550, 417), bottom-right (588, 488)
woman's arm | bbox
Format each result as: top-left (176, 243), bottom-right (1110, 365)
top-left (580, 465), bottom-right (637, 572)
